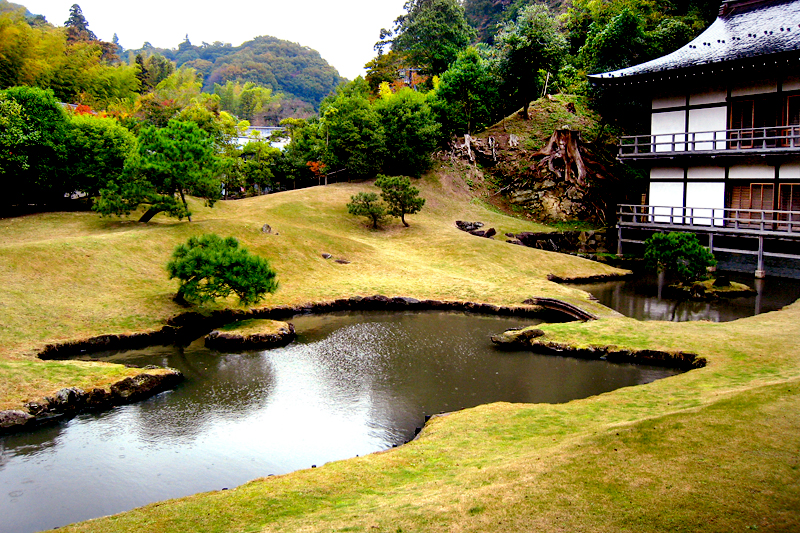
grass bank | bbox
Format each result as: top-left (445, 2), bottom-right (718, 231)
top-left (0, 169), bottom-right (618, 409)
top-left (1, 169), bottom-right (798, 531)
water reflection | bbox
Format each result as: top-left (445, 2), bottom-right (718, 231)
top-left (0, 311), bottom-right (681, 533)
top-left (569, 272), bottom-right (800, 322)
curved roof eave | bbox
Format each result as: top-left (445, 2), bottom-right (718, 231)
top-left (588, 0), bottom-right (800, 86)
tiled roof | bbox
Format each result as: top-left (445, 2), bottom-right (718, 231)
top-left (589, 0), bottom-right (800, 83)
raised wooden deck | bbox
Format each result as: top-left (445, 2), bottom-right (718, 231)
top-left (618, 125), bottom-right (800, 160)
top-left (616, 204), bottom-right (800, 276)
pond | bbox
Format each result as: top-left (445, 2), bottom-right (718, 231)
top-left (567, 272), bottom-right (800, 322)
top-left (0, 311), bottom-right (681, 533)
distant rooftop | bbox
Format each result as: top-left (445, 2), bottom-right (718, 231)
top-left (589, 0), bottom-right (800, 85)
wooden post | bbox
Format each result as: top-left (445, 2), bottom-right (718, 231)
top-left (756, 235), bottom-right (766, 278)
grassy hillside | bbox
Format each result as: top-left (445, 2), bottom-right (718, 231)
top-left (0, 168), bottom-right (620, 408)
top-left (2, 168), bottom-right (799, 532)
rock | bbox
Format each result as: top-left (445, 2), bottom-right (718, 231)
top-left (469, 230), bottom-right (486, 237)
top-left (50, 387), bottom-right (86, 411)
top-left (85, 388), bottom-right (113, 410)
top-left (321, 253), bottom-right (332, 259)
top-left (111, 371), bottom-right (182, 404)
top-left (205, 321), bottom-right (296, 350)
top-left (484, 228), bottom-right (496, 238)
top-left (25, 401), bottom-right (48, 416)
top-left (510, 190), bottom-right (536, 204)
top-left (0, 410), bottom-right (33, 431)
top-left (455, 221), bottom-right (484, 232)
top-left (334, 258), bottom-right (350, 264)
top-left (712, 275), bottom-right (731, 287)
top-left (491, 327), bottom-right (546, 347)
top-left (261, 224), bottom-right (272, 234)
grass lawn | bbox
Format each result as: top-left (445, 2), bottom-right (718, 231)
top-left (1, 168), bottom-right (798, 532)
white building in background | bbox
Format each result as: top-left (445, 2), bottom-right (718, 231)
top-left (235, 126), bottom-right (288, 150)
top-left (590, 0), bottom-right (800, 277)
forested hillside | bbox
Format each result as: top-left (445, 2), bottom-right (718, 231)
top-left (0, 1), bottom-right (342, 115)
top-left (131, 35), bottom-right (343, 110)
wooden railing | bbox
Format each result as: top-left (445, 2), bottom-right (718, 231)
top-left (617, 204), bottom-right (800, 237)
top-left (619, 125), bottom-right (800, 157)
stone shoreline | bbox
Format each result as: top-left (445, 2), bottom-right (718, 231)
top-left (1, 294), bottom-right (626, 436)
top-left (491, 326), bottom-right (706, 370)
top-left (36, 295), bottom-right (581, 360)
top-left (0, 369), bottom-right (183, 435)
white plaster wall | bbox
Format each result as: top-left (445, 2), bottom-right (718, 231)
top-left (651, 167), bottom-right (684, 180)
top-left (651, 110), bottom-right (686, 152)
top-left (731, 78), bottom-right (777, 96)
top-left (688, 107), bottom-right (728, 150)
top-left (729, 164), bottom-right (775, 180)
top-left (649, 182), bottom-right (684, 222)
top-left (784, 75), bottom-right (800, 91)
top-left (652, 94), bottom-right (685, 109)
top-left (780, 162), bottom-right (800, 180)
top-left (687, 166), bottom-right (725, 180)
top-left (686, 182), bottom-right (725, 226)
top-left (689, 87), bottom-right (726, 105)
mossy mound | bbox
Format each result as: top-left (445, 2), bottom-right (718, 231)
top-left (667, 279), bottom-right (757, 300)
top-left (205, 319), bottom-right (295, 350)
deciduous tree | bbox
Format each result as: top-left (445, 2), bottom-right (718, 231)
top-left (431, 46), bottom-right (501, 136)
top-left (496, 4), bottom-right (566, 119)
top-left (375, 87), bottom-right (439, 177)
top-left (378, 0), bottom-right (475, 77)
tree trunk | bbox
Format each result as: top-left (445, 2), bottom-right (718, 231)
top-left (401, 214), bottom-right (408, 227)
top-left (138, 208), bottom-right (162, 223)
top-left (178, 189), bottom-right (191, 222)
top-left (532, 129), bottom-right (588, 187)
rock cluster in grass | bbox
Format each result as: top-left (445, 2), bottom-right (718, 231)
top-left (455, 221), bottom-right (496, 238)
top-left (0, 370), bottom-right (183, 435)
top-left (205, 321), bottom-right (296, 350)
top-left (506, 230), bottom-right (610, 255)
top-left (491, 326), bottom-right (705, 370)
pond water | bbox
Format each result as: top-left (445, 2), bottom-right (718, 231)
top-left (0, 311), bottom-right (681, 533)
top-left (567, 272), bottom-right (800, 322)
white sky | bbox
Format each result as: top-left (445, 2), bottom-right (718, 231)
top-left (20, 0), bottom-right (407, 80)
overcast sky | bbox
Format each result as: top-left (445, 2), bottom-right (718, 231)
top-left (20, 0), bottom-right (407, 80)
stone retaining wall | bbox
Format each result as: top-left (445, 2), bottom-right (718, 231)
top-left (0, 370), bottom-right (183, 435)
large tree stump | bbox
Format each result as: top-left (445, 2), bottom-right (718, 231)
top-left (532, 128), bottom-right (588, 187)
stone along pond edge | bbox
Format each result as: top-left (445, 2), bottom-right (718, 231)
top-left (0, 294), bottom-right (698, 435)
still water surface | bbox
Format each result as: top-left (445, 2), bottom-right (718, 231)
top-left (0, 311), bottom-right (680, 533)
top-left (568, 272), bottom-right (800, 322)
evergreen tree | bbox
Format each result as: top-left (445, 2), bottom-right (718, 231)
top-left (166, 234), bottom-right (278, 306)
top-left (64, 4), bottom-right (96, 42)
top-left (94, 119), bottom-right (221, 222)
top-left (375, 175), bottom-right (425, 227)
top-left (347, 192), bottom-right (386, 229)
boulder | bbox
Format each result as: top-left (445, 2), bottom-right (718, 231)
top-left (455, 221), bottom-right (484, 232)
top-left (491, 327), bottom-right (546, 348)
top-left (205, 321), bottom-right (296, 350)
top-left (0, 410), bottom-right (33, 432)
top-left (111, 371), bottom-right (183, 404)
